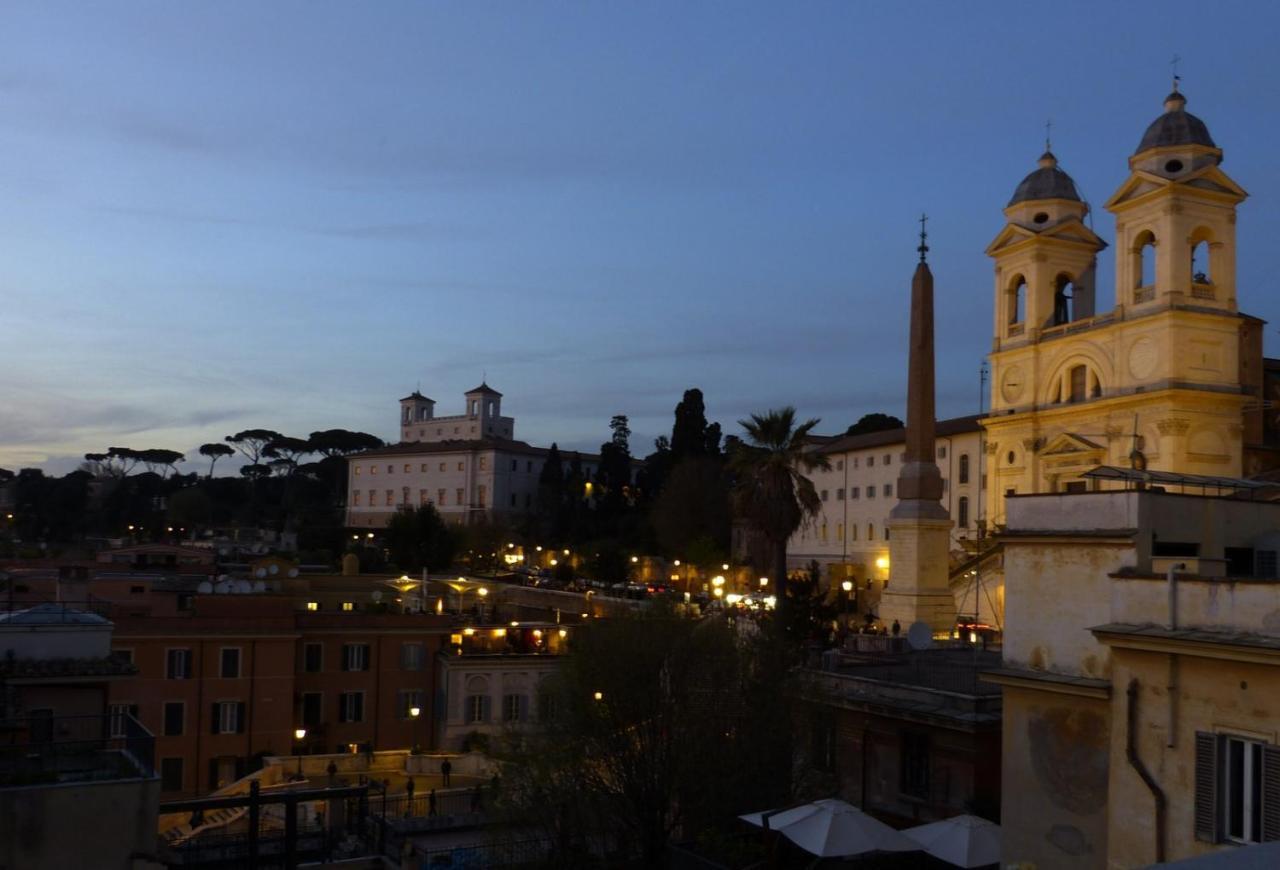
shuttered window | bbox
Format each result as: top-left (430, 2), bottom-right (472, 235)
top-left (1196, 731), bottom-right (1280, 844)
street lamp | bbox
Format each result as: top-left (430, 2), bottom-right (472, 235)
top-left (758, 577), bottom-right (769, 588)
top-left (293, 728), bottom-right (307, 780)
top-left (408, 706), bottom-right (422, 753)
top-left (841, 580), bottom-right (854, 628)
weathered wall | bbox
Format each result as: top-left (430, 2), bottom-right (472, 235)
top-left (0, 776), bottom-right (161, 870)
top-left (1001, 687), bottom-right (1111, 870)
top-left (1105, 650), bottom-right (1280, 868)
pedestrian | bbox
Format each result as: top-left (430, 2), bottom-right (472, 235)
top-left (405, 778), bottom-right (415, 818)
top-left (440, 758), bottom-right (452, 787)
top-left (892, 618), bottom-right (901, 637)
top-left (428, 788), bottom-right (437, 817)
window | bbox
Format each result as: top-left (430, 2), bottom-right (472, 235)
top-left (339, 692), bottom-right (365, 723)
top-left (901, 732), bottom-right (930, 798)
top-left (851, 487), bottom-right (860, 499)
top-left (958, 496), bottom-right (969, 528)
top-left (167, 648), bottom-right (192, 680)
top-left (402, 486), bottom-right (410, 504)
top-left (1196, 732), bottom-right (1280, 844)
top-left (399, 689), bottom-right (425, 719)
top-left (851, 524), bottom-right (858, 541)
top-left (479, 457), bottom-right (487, 471)
top-left (1009, 275), bottom-right (1027, 324)
top-left (302, 692), bottom-right (322, 728)
top-left (836, 523), bottom-right (844, 542)
top-left (959, 454), bottom-right (970, 484)
top-left (868, 486), bottom-right (876, 499)
top-left (466, 694), bottom-right (490, 723)
top-left (212, 701), bottom-right (244, 734)
top-left (457, 462), bottom-right (464, 471)
top-left (160, 757), bottom-right (184, 792)
top-left (108, 703), bottom-right (139, 737)
top-left (439, 462), bottom-right (446, 472)
top-left (355, 466), bottom-right (362, 476)
top-left (1064, 480), bottom-right (1088, 494)
top-left (836, 488), bottom-right (845, 501)
top-left (820, 523), bottom-right (828, 542)
top-left (386, 464), bottom-right (393, 474)
top-left (503, 693), bottom-right (526, 722)
top-left (883, 484), bottom-right (892, 497)
top-left (836, 460), bottom-right (844, 471)
top-left (385, 490), bottom-right (393, 506)
top-left (868, 523), bottom-right (875, 540)
top-left (1069, 365), bottom-right (1087, 403)
top-left (163, 701), bottom-right (185, 736)
top-left (420, 489), bottom-right (429, 505)
top-left (1135, 230), bottom-right (1157, 289)
top-left (821, 490), bottom-right (828, 502)
top-left (304, 643), bottom-right (323, 673)
top-left (853, 457), bottom-right (859, 469)
top-left (305, 601), bottom-right (319, 612)
top-left (130, 585), bottom-right (145, 595)
top-left (867, 456), bottom-right (875, 467)
top-left (421, 463), bottom-right (429, 472)
top-left (811, 714), bottom-right (836, 772)
top-left (220, 648), bottom-right (241, 679)
top-left (510, 493), bottom-right (517, 507)
top-left (111, 648), bottom-right (134, 665)
top-left (937, 446), bottom-right (947, 459)
top-left (403, 464), bottom-right (411, 473)
top-left (342, 644), bottom-right (370, 672)
top-left (527, 461), bottom-right (533, 473)
top-left (438, 488), bottom-right (447, 505)
top-left (370, 465), bottom-right (377, 475)
top-left (353, 491), bottom-right (361, 506)
top-left (477, 485), bottom-right (487, 508)
top-left (341, 601), bottom-right (355, 612)
top-left (400, 643), bottom-right (424, 671)
top-left (1256, 550), bottom-right (1278, 579)
top-left (456, 488), bottom-right (464, 505)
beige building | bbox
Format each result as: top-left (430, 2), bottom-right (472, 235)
top-left (981, 87), bottom-right (1263, 531)
top-left (987, 480), bottom-right (1280, 869)
top-left (790, 416), bottom-right (986, 570)
top-left (347, 384), bottom-right (601, 527)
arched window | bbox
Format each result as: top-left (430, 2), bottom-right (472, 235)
top-left (1189, 230), bottom-right (1213, 287)
top-left (1134, 230), bottom-right (1156, 290)
top-left (1008, 275), bottom-right (1027, 325)
top-left (1052, 273), bottom-right (1074, 325)
top-left (958, 496), bottom-right (970, 528)
top-left (1068, 365), bottom-right (1088, 403)
top-left (867, 523), bottom-right (875, 541)
top-left (958, 454), bottom-right (970, 484)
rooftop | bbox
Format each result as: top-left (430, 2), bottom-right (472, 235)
top-left (817, 414), bottom-right (983, 455)
top-left (0, 602), bottom-right (111, 626)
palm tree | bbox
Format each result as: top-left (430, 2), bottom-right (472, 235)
top-left (730, 407), bottom-right (829, 629)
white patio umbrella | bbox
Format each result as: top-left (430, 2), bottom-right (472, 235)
top-left (746, 798), bottom-right (919, 858)
top-left (739, 803), bottom-right (820, 830)
top-left (902, 814), bottom-right (1001, 868)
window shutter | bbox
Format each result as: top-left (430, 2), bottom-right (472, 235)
top-left (338, 694), bottom-right (348, 723)
top-left (481, 695), bottom-right (492, 722)
top-left (1263, 744), bottom-right (1280, 842)
top-left (211, 703), bottom-right (221, 735)
top-left (236, 702), bottom-right (246, 734)
top-left (184, 652), bottom-right (192, 679)
top-left (519, 694), bottom-right (530, 722)
top-left (1195, 731), bottom-right (1219, 842)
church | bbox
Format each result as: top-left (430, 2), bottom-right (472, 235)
top-left (981, 83), bottom-right (1272, 531)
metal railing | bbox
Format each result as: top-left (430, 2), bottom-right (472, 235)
top-left (0, 713), bottom-right (154, 786)
top-left (815, 649), bottom-right (1004, 697)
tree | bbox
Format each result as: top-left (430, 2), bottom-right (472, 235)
top-left (730, 407), bottom-right (829, 631)
top-left (198, 443), bottom-right (235, 479)
top-left (225, 429), bottom-right (283, 467)
top-left (307, 429), bottom-right (384, 458)
top-left (536, 444), bottom-right (565, 541)
top-left (845, 412), bottom-right (904, 437)
top-left (650, 456), bottom-right (730, 560)
top-left (263, 436), bottom-right (313, 475)
top-left (136, 449), bottom-right (185, 478)
top-left (671, 388), bottom-right (711, 460)
top-left (496, 611), bottom-right (794, 865)
top-left (384, 504), bottom-right (455, 572)
top-left (597, 415), bottom-right (633, 518)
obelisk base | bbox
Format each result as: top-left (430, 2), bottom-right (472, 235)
top-left (880, 516), bottom-right (956, 636)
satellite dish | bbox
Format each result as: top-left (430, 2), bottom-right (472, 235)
top-left (268, 563), bottom-right (279, 575)
top-left (255, 568), bottom-right (267, 579)
top-left (906, 621), bottom-right (934, 650)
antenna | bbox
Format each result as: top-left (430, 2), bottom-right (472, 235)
top-left (1045, 118), bottom-right (1053, 152)
top-left (1171, 54), bottom-right (1182, 91)
top-left (917, 213), bottom-right (929, 263)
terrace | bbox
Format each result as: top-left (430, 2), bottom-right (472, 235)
top-left (0, 713), bottom-right (154, 788)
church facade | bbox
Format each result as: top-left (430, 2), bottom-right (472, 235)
top-left (981, 87), bottom-right (1266, 530)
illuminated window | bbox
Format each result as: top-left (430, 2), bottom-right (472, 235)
top-left (403, 464), bottom-right (411, 473)
top-left (479, 457), bottom-right (487, 471)
top-left (438, 488), bottom-right (447, 505)
top-left (477, 485), bottom-right (487, 508)
top-left (370, 465), bottom-right (378, 475)
top-left (353, 492), bottom-right (361, 506)
top-left (385, 490), bottom-right (393, 506)
top-left (420, 489), bottom-right (429, 505)
top-left (305, 601), bottom-right (319, 612)
top-left (341, 601), bottom-right (355, 612)
top-left (456, 488), bottom-right (464, 505)
top-left (354, 466), bottom-right (362, 476)
top-left (421, 463), bottom-right (429, 472)
top-left (457, 462), bottom-right (464, 471)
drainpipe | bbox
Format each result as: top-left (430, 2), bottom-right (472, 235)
top-left (1166, 563), bottom-right (1184, 749)
top-left (1126, 679), bottom-right (1166, 864)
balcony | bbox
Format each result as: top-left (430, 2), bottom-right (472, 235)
top-left (0, 713), bottom-right (154, 787)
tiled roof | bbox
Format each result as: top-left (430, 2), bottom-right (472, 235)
top-left (817, 414), bottom-right (983, 455)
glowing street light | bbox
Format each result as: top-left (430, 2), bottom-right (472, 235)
top-left (593, 691), bottom-right (604, 701)
top-left (477, 587), bottom-right (488, 598)
top-left (758, 577), bottom-right (769, 588)
top-left (875, 556), bottom-right (890, 570)
top-left (711, 576), bottom-right (725, 587)
top-left (841, 580), bottom-right (853, 593)
top-left (630, 556), bottom-right (638, 563)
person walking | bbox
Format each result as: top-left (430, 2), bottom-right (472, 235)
top-left (440, 758), bottom-right (452, 787)
top-left (428, 788), bottom-right (437, 818)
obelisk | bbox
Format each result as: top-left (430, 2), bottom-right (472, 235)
top-left (879, 217), bottom-right (957, 636)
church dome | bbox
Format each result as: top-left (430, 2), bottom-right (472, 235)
top-left (1007, 151), bottom-right (1082, 206)
top-left (1135, 90), bottom-right (1216, 154)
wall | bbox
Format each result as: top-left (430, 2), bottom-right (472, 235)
top-left (435, 654), bottom-right (562, 750)
top-left (0, 776), bottom-right (161, 870)
top-left (1001, 687), bottom-right (1111, 870)
top-left (0, 623), bottom-right (113, 660)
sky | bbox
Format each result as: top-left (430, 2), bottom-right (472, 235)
top-left (3, 2), bottom-right (1280, 474)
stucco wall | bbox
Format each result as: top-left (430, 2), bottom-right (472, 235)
top-left (1001, 687), bottom-right (1110, 870)
top-left (0, 776), bottom-right (161, 870)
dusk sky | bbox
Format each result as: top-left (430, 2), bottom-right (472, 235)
top-left (3, 2), bottom-right (1279, 474)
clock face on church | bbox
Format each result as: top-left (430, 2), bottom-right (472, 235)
top-left (1001, 365), bottom-right (1025, 403)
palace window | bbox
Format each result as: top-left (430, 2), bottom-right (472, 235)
top-left (338, 692), bottom-right (365, 723)
top-left (958, 496), bottom-right (969, 528)
top-left (959, 454), bottom-right (970, 484)
top-left (1196, 732), bottom-right (1280, 844)
top-left (1008, 274), bottom-right (1027, 324)
top-left (342, 643), bottom-right (370, 672)
top-left (166, 649), bottom-right (193, 680)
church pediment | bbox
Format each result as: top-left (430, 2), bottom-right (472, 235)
top-left (1106, 165), bottom-right (1247, 210)
top-left (985, 217), bottom-right (1105, 257)
top-left (1040, 432), bottom-right (1106, 459)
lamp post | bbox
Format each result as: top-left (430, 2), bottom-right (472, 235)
top-left (841, 580), bottom-right (854, 628)
top-left (408, 706), bottom-right (421, 754)
top-left (293, 727), bottom-right (307, 780)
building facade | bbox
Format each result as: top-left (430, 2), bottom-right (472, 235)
top-left (981, 87), bottom-right (1263, 532)
top-left (788, 417), bottom-right (986, 582)
top-left (348, 384), bottom-right (601, 528)
top-left (986, 484), bottom-right (1280, 869)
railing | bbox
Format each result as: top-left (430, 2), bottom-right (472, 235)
top-left (1134, 286), bottom-right (1155, 304)
top-left (1006, 322), bottom-right (1024, 337)
top-left (1191, 282), bottom-right (1216, 300)
top-left (0, 713), bottom-right (154, 786)
top-left (814, 649), bottom-right (1004, 697)
top-left (380, 787), bottom-right (484, 822)
top-left (413, 836), bottom-right (554, 868)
